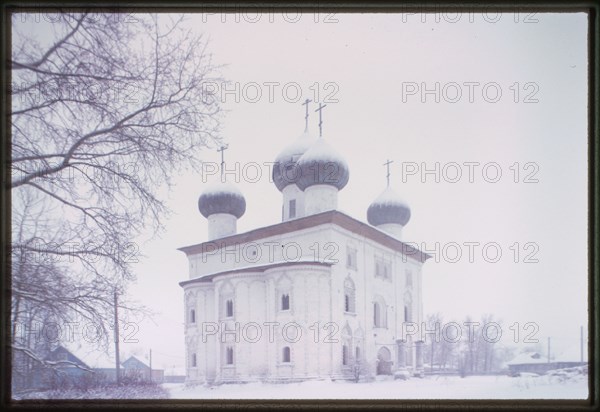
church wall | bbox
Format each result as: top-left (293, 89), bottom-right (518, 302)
top-left (183, 264), bottom-right (333, 383)
top-left (187, 224), bottom-right (338, 279)
top-left (327, 226), bottom-right (425, 377)
top-left (182, 222), bottom-right (424, 383)
top-left (183, 283), bottom-right (216, 385)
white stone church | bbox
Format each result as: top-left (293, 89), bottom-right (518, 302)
top-left (179, 107), bottom-right (430, 384)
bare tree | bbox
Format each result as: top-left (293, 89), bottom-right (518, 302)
top-left (10, 12), bottom-right (223, 390)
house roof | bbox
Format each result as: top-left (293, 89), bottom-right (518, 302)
top-left (178, 210), bottom-right (430, 263)
top-left (57, 344), bottom-right (117, 369)
top-left (46, 345), bottom-right (90, 369)
top-left (506, 352), bottom-right (548, 366)
top-left (123, 355), bottom-right (150, 368)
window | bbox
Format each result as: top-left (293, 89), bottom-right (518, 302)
top-left (282, 346), bottom-right (291, 363)
top-left (374, 297), bottom-right (387, 328)
top-left (226, 347), bottom-right (234, 365)
top-left (190, 309), bottom-right (196, 324)
top-left (281, 294), bottom-right (290, 311)
top-left (344, 277), bottom-right (356, 313)
top-left (374, 302), bottom-right (381, 327)
top-left (342, 345), bottom-right (349, 366)
top-left (355, 347), bottom-right (361, 361)
top-left (375, 257), bottom-right (391, 280)
top-left (191, 353), bottom-right (197, 367)
top-left (404, 304), bottom-right (411, 323)
top-left (226, 299), bottom-right (234, 317)
top-left (346, 247), bottom-right (357, 270)
top-left (289, 199), bottom-right (296, 219)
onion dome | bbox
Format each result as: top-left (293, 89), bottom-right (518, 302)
top-left (198, 181), bottom-right (246, 218)
top-left (272, 130), bottom-right (316, 191)
top-left (367, 187), bottom-right (411, 226)
top-left (295, 138), bottom-right (350, 191)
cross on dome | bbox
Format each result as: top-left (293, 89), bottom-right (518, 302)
top-left (217, 144), bottom-right (228, 180)
top-left (383, 159), bottom-right (394, 187)
top-left (302, 98), bottom-right (312, 132)
top-left (315, 102), bottom-right (327, 138)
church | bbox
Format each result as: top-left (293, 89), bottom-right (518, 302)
top-left (179, 103), bottom-right (430, 384)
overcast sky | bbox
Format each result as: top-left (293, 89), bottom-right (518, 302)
top-left (15, 11), bottom-right (589, 370)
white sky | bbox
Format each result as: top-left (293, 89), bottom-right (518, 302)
top-left (15, 12), bottom-right (589, 370)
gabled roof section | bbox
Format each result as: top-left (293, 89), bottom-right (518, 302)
top-left (178, 210), bottom-right (430, 263)
top-left (46, 345), bottom-right (91, 369)
top-left (506, 352), bottom-right (547, 366)
top-left (122, 355), bottom-right (150, 369)
top-left (179, 260), bottom-right (334, 287)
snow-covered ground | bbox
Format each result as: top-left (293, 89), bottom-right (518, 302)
top-left (164, 372), bottom-right (588, 400)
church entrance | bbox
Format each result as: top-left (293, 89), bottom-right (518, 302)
top-left (376, 347), bottom-right (393, 375)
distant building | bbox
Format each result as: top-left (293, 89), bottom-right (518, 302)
top-left (31, 345), bottom-right (93, 389)
top-left (164, 366), bottom-right (186, 383)
top-left (121, 356), bottom-right (164, 383)
top-left (26, 346), bottom-right (166, 389)
top-left (507, 351), bottom-right (586, 376)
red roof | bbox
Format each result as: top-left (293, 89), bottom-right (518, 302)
top-left (178, 210), bottom-right (430, 263)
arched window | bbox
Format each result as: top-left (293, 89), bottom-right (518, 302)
top-left (344, 277), bottom-right (356, 313)
top-left (342, 345), bottom-right (349, 366)
top-left (281, 294), bottom-right (290, 311)
top-left (191, 353), bottom-right (197, 367)
top-left (190, 309), bottom-right (196, 324)
top-left (404, 305), bottom-right (411, 323)
top-left (374, 296), bottom-right (387, 328)
top-left (282, 346), bottom-right (291, 363)
top-left (355, 346), bottom-right (361, 361)
top-left (226, 347), bottom-right (234, 365)
top-left (226, 299), bottom-right (234, 317)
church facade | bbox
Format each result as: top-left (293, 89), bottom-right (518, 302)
top-left (179, 108), bottom-right (430, 384)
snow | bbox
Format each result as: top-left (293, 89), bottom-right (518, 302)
top-left (164, 373), bottom-right (588, 400)
top-left (371, 187), bottom-right (409, 208)
top-left (298, 137), bottom-right (348, 168)
top-left (201, 181), bottom-right (244, 198)
top-left (275, 130), bottom-right (316, 163)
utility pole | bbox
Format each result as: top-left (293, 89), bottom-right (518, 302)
top-left (114, 289), bottom-right (121, 385)
top-left (430, 339), bottom-right (434, 373)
